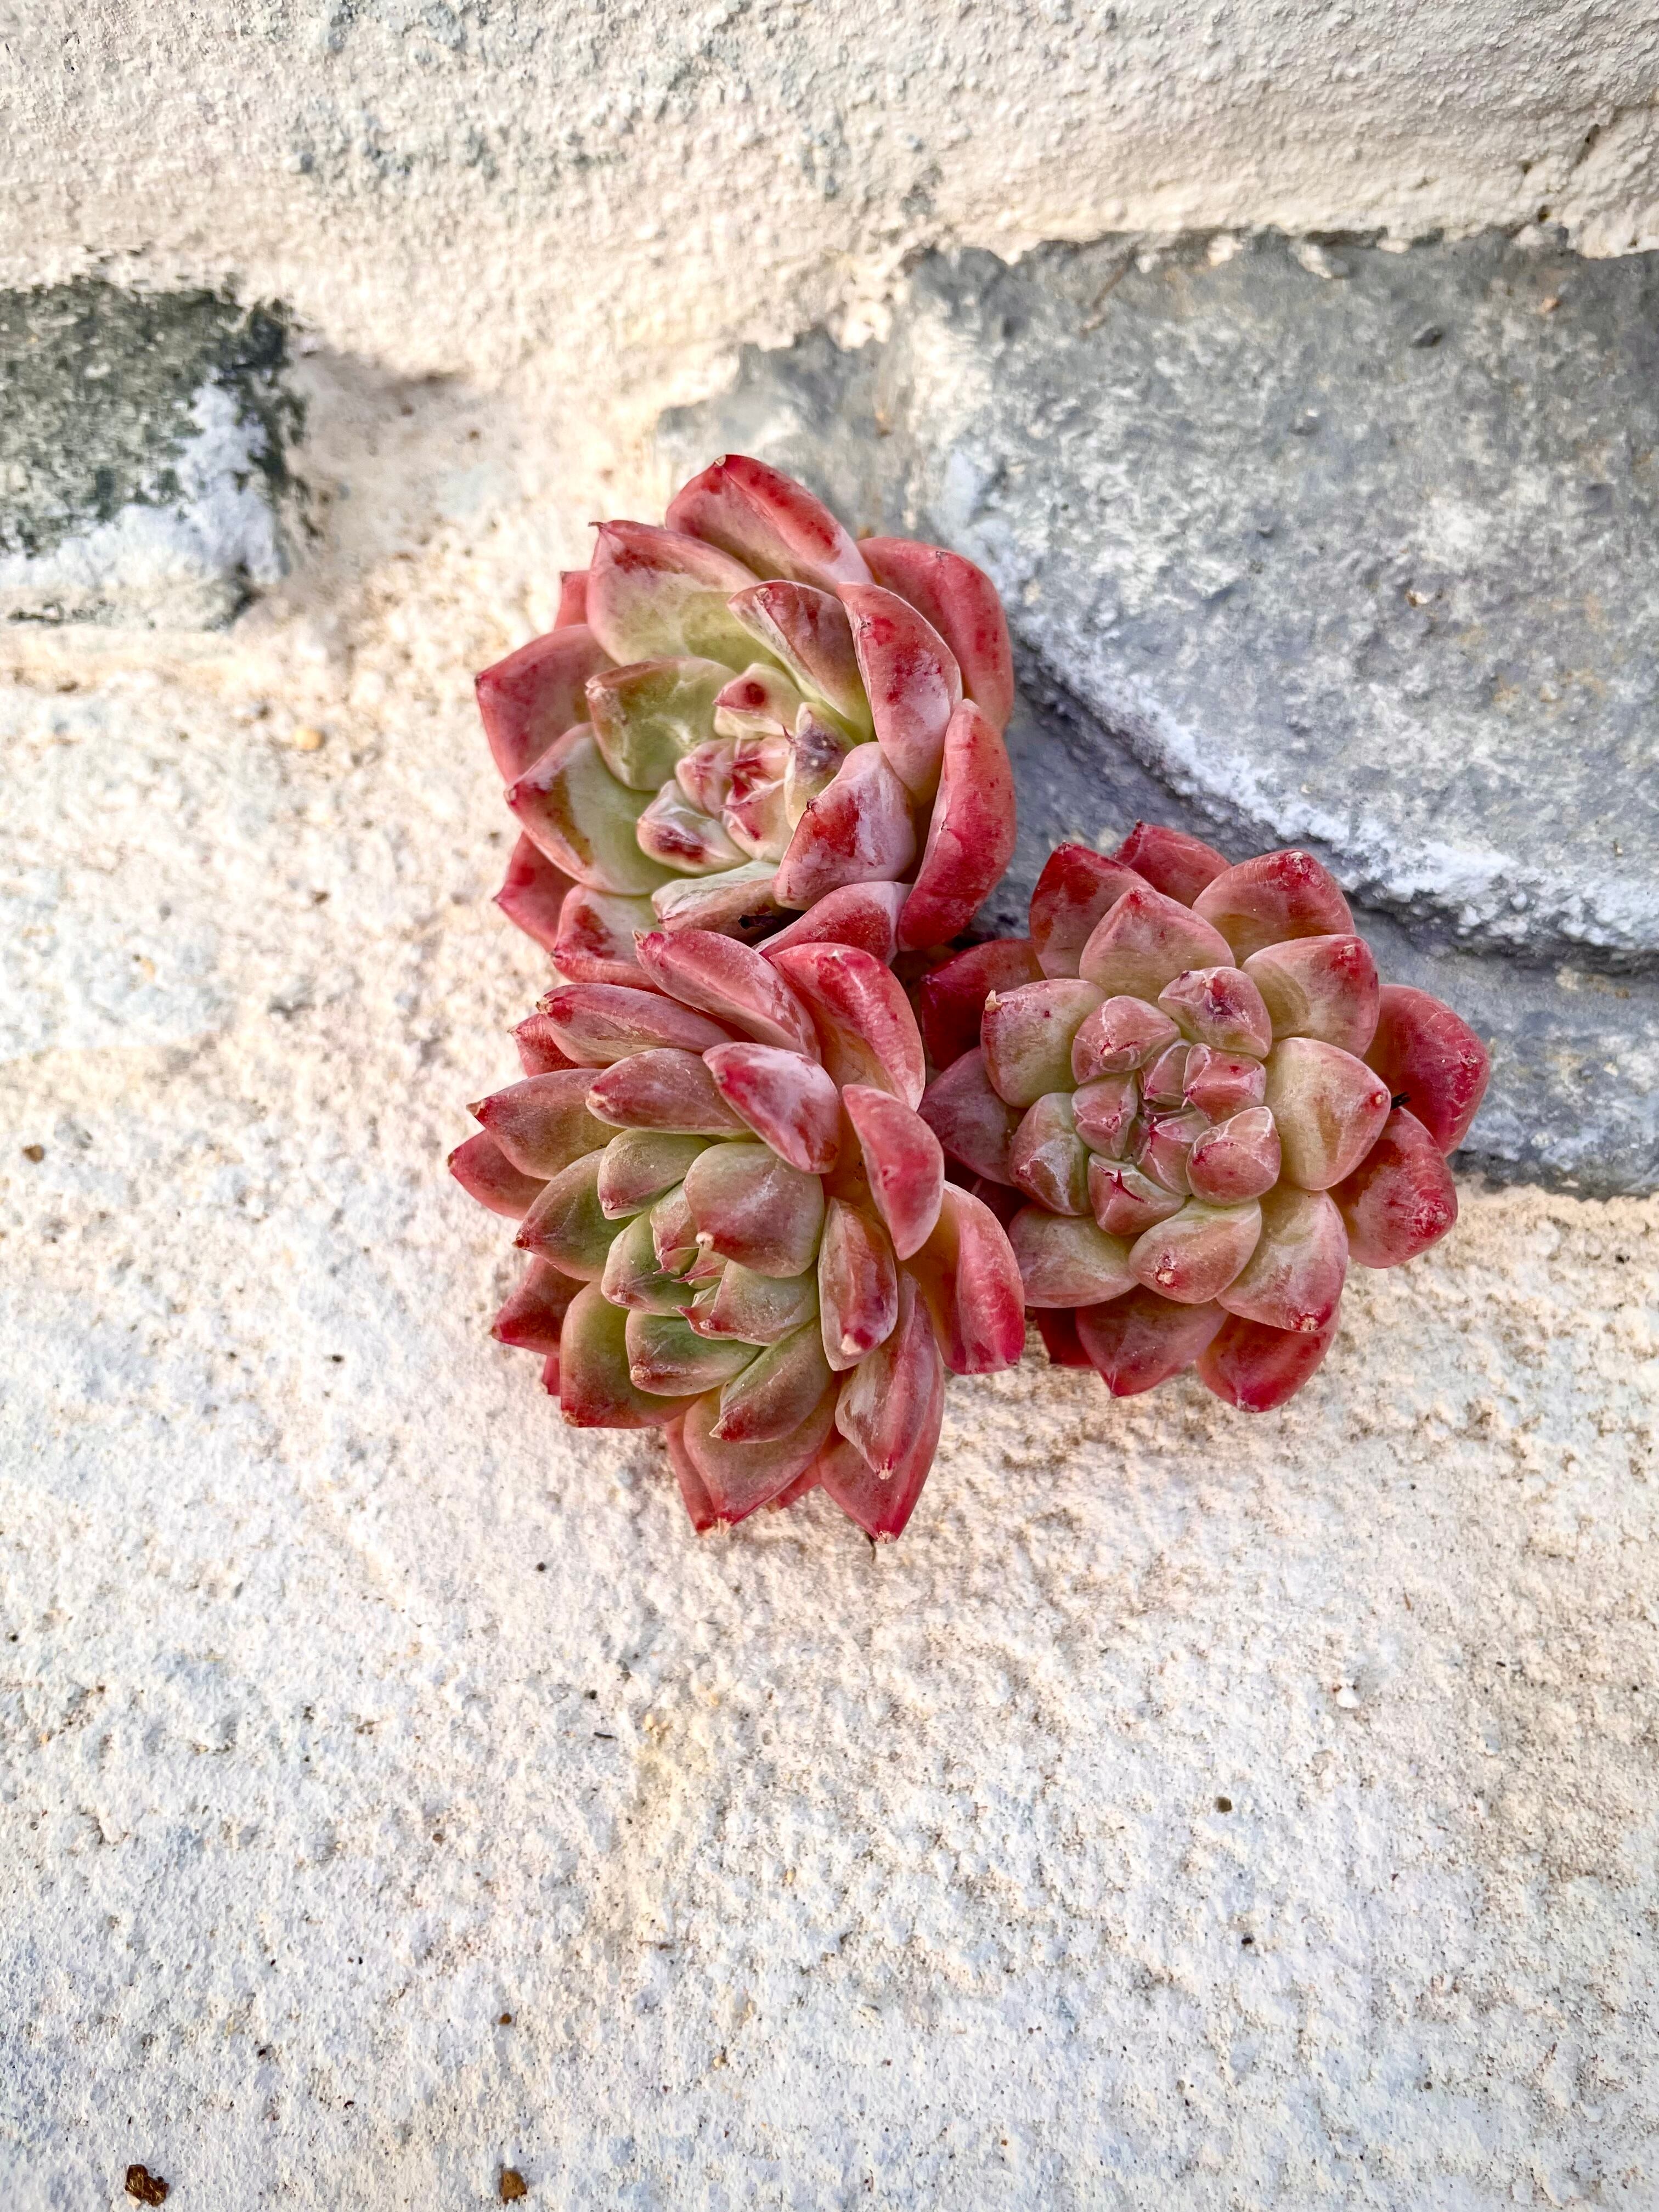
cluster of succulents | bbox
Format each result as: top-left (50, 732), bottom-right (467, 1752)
top-left (453, 457), bottom-right (1490, 1540)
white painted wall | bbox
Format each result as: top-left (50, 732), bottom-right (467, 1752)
top-left (7, 0), bottom-right (1657, 410)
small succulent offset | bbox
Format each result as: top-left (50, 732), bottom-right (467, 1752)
top-left (917, 826), bottom-right (1491, 1412)
top-left (475, 452), bottom-right (1016, 977)
top-left (452, 928), bottom-right (1027, 1541)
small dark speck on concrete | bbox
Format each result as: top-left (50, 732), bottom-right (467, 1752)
top-left (22, 1144), bottom-right (44, 1162)
top-left (500, 2169), bottom-right (528, 2202)
top-left (1241, 1934), bottom-right (1255, 1946)
top-left (125, 2167), bottom-right (170, 2207)
top-left (535, 1562), bottom-right (547, 1572)
top-left (498, 2011), bottom-right (513, 2025)
top-left (1410, 323), bottom-right (1444, 347)
top-left (1215, 1796), bottom-right (1233, 1813)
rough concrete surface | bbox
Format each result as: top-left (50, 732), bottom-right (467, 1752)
top-left (4, 5), bottom-right (1659, 2202)
top-left (4, 0), bottom-right (1658, 411)
top-left (2, 413), bottom-right (1658, 2207)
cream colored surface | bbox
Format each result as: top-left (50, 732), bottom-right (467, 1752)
top-left (4, 5), bottom-right (1659, 2202)
top-left (3, 433), bottom-right (1658, 2206)
top-left (5, 0), bottom-right (1658, 424)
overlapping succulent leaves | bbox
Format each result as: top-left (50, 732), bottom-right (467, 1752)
top-left (460, 460), bottom-right (1491, 1532)
top-left (917, 826), bottom-right (1491, 1413)
top-left (452, 931), bottom-right (1028, 1539)
top-left (476, 454), bottom-right (1017, 976)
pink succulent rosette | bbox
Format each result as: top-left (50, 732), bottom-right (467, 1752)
top-left (918, 824), bottom-right (1492, 1411)
top-left (452, 927), bottom-right (1028, 1540)
top-left (475, 453), bottom-right (1017, 972)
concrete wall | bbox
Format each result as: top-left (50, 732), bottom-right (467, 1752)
top-left (6, 12), bottom-right (1659, 2209)
top-left (9, 0), bottom-right (1658, 411)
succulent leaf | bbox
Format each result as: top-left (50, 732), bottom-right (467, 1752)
top-left (713, 1322), bottom-right (834, 1442)
top-left (728, 582), bottom-right (873, 730)
top-left (586, 521), bottom-right (769, 667)
top-left (449, 1132), bottom-right (546, 1220)
top-left (506, 727), bottom-right (673, 896)
top-left (838, 583), bottom-right (963, 801)
top-left (539, 982), bottom-right (739, 1065)
top-left (1079, 884), bottom-right (1234, 1001)
top-left (1009, 1093), bottom-right (1092, 1216)
top-left (682, 1141), bottom-right (826, 1277)
top-left (692, 1261), bottom-right (818, 1344)
top-left (1197, 1311), bottom-right (1339, 1411)
top-left (600, 1210), bottom-right (697, 1313)
top-left (1076, 1290), bottom-right (1227, 1396)
top-left (495, 834), bottom-right (576, 956)
top-left (906, 1186), bottom-right (1028, 1375)
top-left (918, 1047), bottom-right (1021, 1183)
top-left (1244, 933), bottom-right (1381, 1054)
top-left (858, 537), bottom-right (1014, 733)
top-left (1030, 846), bottom-right (1148, 979)
top-left (1127, 1198), bottom-right (1263, 1304)
top-left (636, 929), bottom-right (819, 1057)
top-left (817, 1198), bottom-right (900, 1370)
top-left (550, 885), bottom-right (655, 984)
top-left (772, 741), bottom-right (917, 910)
top-left (1363, 986), bottom-right (1492, 1154)
top-left (492, 1260), bottom-right (582, 1355)
top-left (833, 1272), bottom-right (945, 1488)
top-left (666, 454), bottom-right (872, 591)
top-left (586, 1048), bottom-right (748, 1135)
top-left (597, 1130), bottom-right (711, 1220)
top-left (1009, 1209), bottom-right (1137, 1307)
top-left (842, 1084), bottom-right (945, 1260)
top-left (704, 1043), bottom-right (843, 1172)
top-left (1108, 822), bottom-right (1229, 906)
top-left (917, 938), bottom-right (1044, 1070)
top-left (559, 1284), bottom-right (694, 1428)
top-left (1263, 1037), bottom-right (1393, 1189)
top-left (897, 701), bottom-right (1018, 951)
top-left (585, 657), bottom-right (730, 790)
top-left (1216, 1183), bottom-right (1347, 1332)
top-left (679, 1380), bottom-right (840, 1524)
top-left (1193, 849), bottom-right (1355, 962)
top-left (769, 943), bottom-right (927, 1107)
top-left (1331, 1105), bottom-right (1459, 1266)
top-left (477, 624), bottom-right (613, 783)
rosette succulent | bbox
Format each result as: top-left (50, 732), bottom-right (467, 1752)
top-left (452, 929), bottom-right (1028, 1539)
top-left (918, 825), bottom-right (1491, 1411)
top-left (475, 453), bottom-right (1017, 972)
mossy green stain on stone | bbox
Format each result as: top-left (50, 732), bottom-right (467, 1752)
top-left (0, 280), bottom-right (301, 623)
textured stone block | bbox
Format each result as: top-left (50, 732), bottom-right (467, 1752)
top-left (0, 282), bottom-right (297, 628)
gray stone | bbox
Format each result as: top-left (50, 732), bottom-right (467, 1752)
top-left (660, 233), bottom-right (1659, 1196)
top-left (0, 282), bottom-right (300, 628)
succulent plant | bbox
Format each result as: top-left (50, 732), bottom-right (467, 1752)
top-left (918, 826), bottom-right (1491, 1411)
top-left (452, 930), bottom-right (1028, 1539)
top-left (475, 453), bottom-right (1017, 975)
